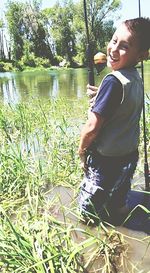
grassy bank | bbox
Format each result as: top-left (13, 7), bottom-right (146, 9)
top-left (0, 96), bottom-right (149, 272)
top-left (0, 98), bottom-right (85, 200)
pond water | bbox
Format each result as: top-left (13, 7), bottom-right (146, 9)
top-left (0, 68), bottom-right (91, 104)
top-left (46, 185), bottom-right (150, 273)
top-left (0, 64), bottom-right (150, 105)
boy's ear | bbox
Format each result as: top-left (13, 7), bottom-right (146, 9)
top-left (138, 50), bottom-right (149, 61)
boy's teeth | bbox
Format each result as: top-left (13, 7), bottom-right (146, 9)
top-left (111, 55), bottom-right (118, 61)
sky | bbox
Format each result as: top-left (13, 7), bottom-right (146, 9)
top-left (0, 0), bottom-right (149, 24)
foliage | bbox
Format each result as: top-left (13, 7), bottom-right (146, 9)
top-left (0, 93), bottom-right (141, 271)
top-left (44, 0), bottom-right (121, 66)
top-left (0, 19), bottom-right (6, 60)
top-left (0, 71), bottom-right (149, 272)
top-left (44, 0), bottom-right (77, 67)
top-left (0, 19), bottom-right (4, 28)
top-left (2, 0), bottom-right (121, 69)
top-left (0, 61), bottom-right (13, 72)
top-left (5, 1), bottom-right (25, 60)
top-left (18, 53), bottom-right (51, 69)
top-left (5, 0), bottom-right (54, 63)
top-left (138, 93), bottom-right (150, 174)
top-left (0, 98), bottom-right (84, 201)
top-left (0, 205), bottom-right (132, 273)
top-left (82, 0), bottom-right (121, 53)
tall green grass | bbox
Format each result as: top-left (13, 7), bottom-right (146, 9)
top-left (0, 98), bottom-right (86, 202)
top-left (0, 96), bottom-right (149, 272)
top-left (0, 204), bottom-right (130, 273)
top-left (137, 94), bottom-right (150, 176)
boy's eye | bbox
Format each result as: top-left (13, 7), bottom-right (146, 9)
top-left (120, 43), bottom-right (129, 50)
top-left (112, 39), bottom-right (117, 44)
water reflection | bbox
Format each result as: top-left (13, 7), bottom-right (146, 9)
top-left (0, 68), bottom-right (107, 105)
top-left (2, 79), bottom-right (20, 105)
top-left (0, 66), bottom-right (149, 105)
top-left (51, 75), bottom-right (59, 98)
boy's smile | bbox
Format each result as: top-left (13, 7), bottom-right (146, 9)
top-left (107, 23), bottom-right (141, 70)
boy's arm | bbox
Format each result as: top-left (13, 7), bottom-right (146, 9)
top-left (78, 111), bottom-right (105, 171)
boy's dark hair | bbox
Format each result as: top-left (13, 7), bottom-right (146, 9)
top-left (124, 17), bottom-right (150, 51)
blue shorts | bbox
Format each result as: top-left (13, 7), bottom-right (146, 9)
top-left (78, 150), bottom-right (139, 223)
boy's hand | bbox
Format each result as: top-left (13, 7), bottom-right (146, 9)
top-left (78, 150), bottom-right (88, 172)
top-left (86, 84), bottom-right (98, 98)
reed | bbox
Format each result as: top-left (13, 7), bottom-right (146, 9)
top-left (0, 95), bottom-right (149, 272)
top-left (137, 94), bottom-right (150, 175)
top-left (0, 201), bottom-right (131, 273)
top-left (0, 98), bottom-right (86, 201)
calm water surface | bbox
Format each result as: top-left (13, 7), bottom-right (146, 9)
top-left (0, 65), bottom-right (149, 104)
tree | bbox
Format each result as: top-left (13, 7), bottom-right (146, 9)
top-left (22, 1), bottom-right (54, 62)
top-left (80, 0), bottom-right (121, 60)
top-left (5, 0), bottom-right (121, 67)
top-left (44, 0), bottom-right (77, 66)
top-left (0, 19), bottom-right (5, 60)
top-left (45, 0), bottom-right (121, 66)
top-left (6, 1), bottom-right (24, 60)
top-left (86, 0), bottom-right (121, 50)
top-left (6, 0), bottom-right (54, 63)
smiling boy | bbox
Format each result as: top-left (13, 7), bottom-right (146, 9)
top-left (78, 17), bottom-right (150, 224)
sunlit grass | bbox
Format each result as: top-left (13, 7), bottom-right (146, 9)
top-left (0, 98), bottom-right (87, 201)
top-left (0, 200), bottom-right (132, 273)
top-left (0, 95), bottom-right (149, 272)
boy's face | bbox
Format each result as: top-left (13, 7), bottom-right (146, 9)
top-left (107, 23), bottom-right (141, 70)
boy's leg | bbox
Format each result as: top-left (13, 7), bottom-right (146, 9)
top-left (109, 152), bottom-right (138, 210)
top-left (78, 152), bottom-right (115, 223)
top-left (78, 162), bottom-right (107, 224)
top-left (78, 151), bottom-right (138, 224)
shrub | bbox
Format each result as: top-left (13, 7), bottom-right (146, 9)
top-left (0, 61), bottom-right (13, 72)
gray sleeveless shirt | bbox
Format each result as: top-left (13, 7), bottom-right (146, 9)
top-left (93, 68), bottom-right (143, 156)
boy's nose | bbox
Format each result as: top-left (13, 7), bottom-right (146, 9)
top-left (111, 43), bottom-right (119, 52)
